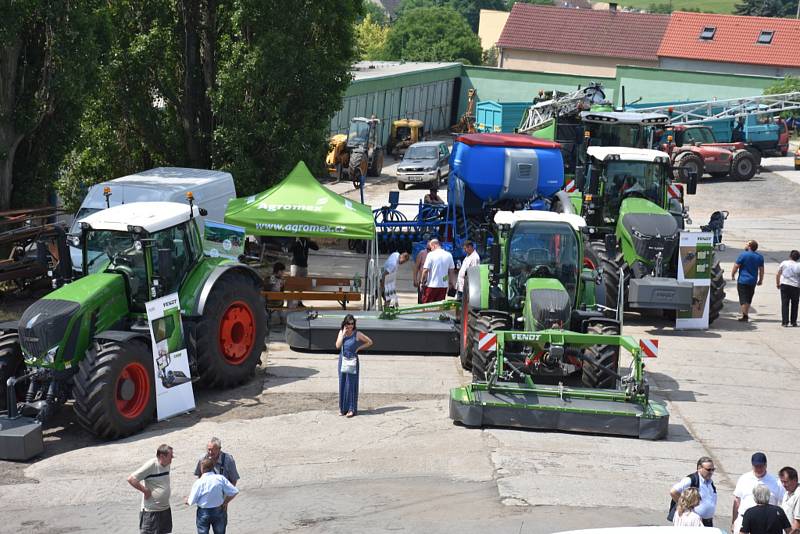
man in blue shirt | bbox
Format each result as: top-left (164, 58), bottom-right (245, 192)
top-left (731, 240), bottom-right (764, 322)
top-left (187, 458), bottom-right (239, 534)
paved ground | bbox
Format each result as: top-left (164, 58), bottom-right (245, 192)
top-left (1, 150), bottom-right (799, 533)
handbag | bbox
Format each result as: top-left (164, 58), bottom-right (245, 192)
top-left (340, 355), bottom-right (358, 374)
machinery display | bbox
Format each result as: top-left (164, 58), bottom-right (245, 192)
top-left (0, 197), bottom-right (266, 456)
top-left (386, 118), bottom-right (424, 159)
top-left (659, 124), bottom-right (758, 181)
top-left (578, 146), bottom-right (725, 324)
top-left (326, 117), bottom-right (385, 187)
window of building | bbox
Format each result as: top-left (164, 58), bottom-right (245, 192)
top-left (699, 26), bottom-right (716, 40)
top-left (757, 30), bottom-right (774, 44)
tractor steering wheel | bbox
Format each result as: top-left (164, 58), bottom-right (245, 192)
top-left (531, 265), bottom-right (555, 278)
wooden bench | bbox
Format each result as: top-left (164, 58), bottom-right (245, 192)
top-left (262, 277), bottom-right (362, 323)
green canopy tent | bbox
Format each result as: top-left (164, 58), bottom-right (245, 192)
top-left (224, 161), bottom-right (380, 309)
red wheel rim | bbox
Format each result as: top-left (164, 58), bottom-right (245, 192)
top-left (219, 301), bottom-right (255, 365)
top-left (115, 362), bottom-right (150, 419)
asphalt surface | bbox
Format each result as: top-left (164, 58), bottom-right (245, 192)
top-left (0, 148), bottom-right (799, 533)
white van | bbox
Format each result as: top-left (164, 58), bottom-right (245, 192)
top-left (70, 167), bottom-right (236, 272)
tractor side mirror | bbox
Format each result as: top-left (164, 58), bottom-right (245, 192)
top-left (604, 233), bottom-right (617, 257)
top-left (199, 208), bottom-right (208, 216)
top-left (686, 172), bottom-right (698, 195)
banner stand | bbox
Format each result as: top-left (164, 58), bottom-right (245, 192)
top-left (676, 231), bottom-right (714, 330)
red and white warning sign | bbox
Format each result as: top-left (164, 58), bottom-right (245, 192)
top-left (639, 338), bottom-right (659, 358)
top-left (668, 184), bottom-right (683, 199)
top-left (477, 332), bottom-right (497, 352)
top-left (563, 180), bottom-right (577, 193)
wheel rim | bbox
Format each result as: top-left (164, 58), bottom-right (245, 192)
top-left (737, 159), bottom-right (752, 176)
top-left (219, 301), bottom-right (256, 365)
top-left (115, 362), bottom-right (150, 419)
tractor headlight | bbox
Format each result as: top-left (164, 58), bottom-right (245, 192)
top-left (44, 345), bottom-right (59, 363)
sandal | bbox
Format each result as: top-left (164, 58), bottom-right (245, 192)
top-left (346, 411), bottom-right (355, 418)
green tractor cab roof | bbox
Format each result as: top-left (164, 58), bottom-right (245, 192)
top-left (581, 111), bottom-right (669, 125)
top-left (494, 210), bottom-right (586, 231)
top-left (587, 146), bottom-right (670, 164)
top-left (78, 201), bottom-right (201, 233)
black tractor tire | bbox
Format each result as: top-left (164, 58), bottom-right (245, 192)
top-left (459, 277), bottom-right (474, 370)
top-left (470, 311), bottom-right (511, 382)
top-left (193, 272), bottom-right (267, 388)
top-left (580, 322), bottom-right (620, 389)
top-left (398, 181), bottom-right (406, 190)
top-left (584, 241), bottom-right (626, 316)
top-left (730, 151), bottom-right (757, 181)
top-left (73, 338), bottom-right (155, 440)
top-left (677, 153), bottom-right (704, 181)
top-left (709, 260), bottom-right (726, 325)
top-left (0, 333), bottom-right (24, 412)
top-left (368, 149), bottom-right (384, 177)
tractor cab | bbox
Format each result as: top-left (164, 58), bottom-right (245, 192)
top-left (387, 118), bottom-right (424, 159)
top-left (347, 117), bottom-right (380, 149)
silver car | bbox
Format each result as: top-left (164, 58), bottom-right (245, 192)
top-left (396, 141), bottom-right (450, 190)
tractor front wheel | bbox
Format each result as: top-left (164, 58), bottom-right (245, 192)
top-left (580, 323), bottom-right (620, 389)
top-left (73, 339), bottom-right (155, 440)
top-left (194, 272), bottom-right (266, 388)
top-left (0, 334), bottom-right (24, 412)
top-left (469, 311), bottom-right (511, 382)
top-left (584, 241), bottom-right (627, 317)
top-left (677, 153), bottom-right (704, 181)
top-left (709, 261), bottom-right (726, 325)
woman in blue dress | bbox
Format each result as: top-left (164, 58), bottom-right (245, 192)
top-left (335, 314), bottom-right (373, 417)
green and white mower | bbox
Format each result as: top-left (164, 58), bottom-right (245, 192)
top-left (0, 198), bottom-right (266, 458)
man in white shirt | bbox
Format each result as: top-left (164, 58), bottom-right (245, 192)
top-left (187, 458), bottom-right (239, 534)
top-left (670, 456), bottom-right (718, 527)
top-left (421, 239), bottom-right (455, 303)
top-left (779, 466), bottom-right (800, 534)
top-left (381, 251), bottom-right (410, 307)
top-left (456, 240), bottom-right (480, 301)
top-left (732, 452), bottom-right (786, 534)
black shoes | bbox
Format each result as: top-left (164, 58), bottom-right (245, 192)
top-left (737, 315), bottom-right (749, 322)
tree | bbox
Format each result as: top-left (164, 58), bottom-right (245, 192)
top-left (355, 14), bottom-right (390, 60)
top-left (765, 76), bottom-right (800, 95)
top-left (360, 1), bottom-right (388, 24)
top-left (59, 0), bottom-right (361, 209)
top-left (0, 2), bottom-right (106, 209)
top-left (734, 0), bottom-right (794, 16)
top-left (384, 7), bottom-right (482, 64)
top-left (396, 0), bottom-right (507, 32)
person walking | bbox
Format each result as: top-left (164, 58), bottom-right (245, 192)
top-left (381, 251), bottom-right (410, 307)
top-left (421, 239), bottom-right (455, 303)
top-left (733, 452), bottom-right (786, 534)
top-left (740, 484), bottom-right (791, 534)
top-left (731, 240), bottom-right (764, 322)
top-left (670, 456), bottom-right (718, 527)
top-left (779, 467), bottom-right (800, 534)
top-left (413, 241), bottom-right (431, 304)
top-left (335, 314), bottom-right (373, 418)
top-left (673, 487), bottom-right (705, 527)
top-left (127, 444), bottom-right (174, 534)
top-left (187, 458), bottom-right (239, 534)
top-left (456, 240), bottom-right (480, 301)
top-left (776, 251), bottom-right (800, 327)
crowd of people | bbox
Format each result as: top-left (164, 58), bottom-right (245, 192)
top-left (669, 453), bottom-right (800, 533)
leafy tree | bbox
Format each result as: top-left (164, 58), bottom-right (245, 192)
top-left (385, 7), bottom-right (482, 64)
top-left (396, 0), bottom-right (507, 32)
top-left (0, 2), bottom-right (107, 209)
top-left (360, 1), bottom-right (388, 24)
top-left (734, 0), bottom-right (794, 16)
top-left (59, 0), bottom-right (361, 209)
top-left (765, 76), bottom-right (800, 95)
top-left (647, 3), bottom-right (673, 13)
top-left (508, 0), bottom-right (553, 7)
top-left (355, 14), bottom-right (390, 60)
top-left (482, 45), bottom-right (499, 66)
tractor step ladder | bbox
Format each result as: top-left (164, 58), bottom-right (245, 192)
top-left (518, 83), bottom-right (607, 134)
top-left (633, 92), bottom-right (800, 124)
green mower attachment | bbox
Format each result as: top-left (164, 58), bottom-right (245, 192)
top-left (449, 329), bottom-right (669, 440)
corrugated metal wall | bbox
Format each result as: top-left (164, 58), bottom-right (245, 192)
top-left (330, 79), bottom-right (455, 141)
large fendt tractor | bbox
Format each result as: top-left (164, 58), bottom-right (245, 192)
top-left (451, 210), bottom-right (668, 439)
top-left (578, 147), bottom-right (726, 324)
top-left (0, 199), bottom-right (266, 444)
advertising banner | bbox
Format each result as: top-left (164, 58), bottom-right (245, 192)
top-left (676, 232), bottom-right (714, 330)
top-left (145, 293), bottom-right (195, 420)
top-left (203, 220), bottom-right (245, 260)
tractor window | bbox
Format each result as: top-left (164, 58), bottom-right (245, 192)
top-left (85, 230), bottom-right (148, 305)
top-left (151, 223), bottom-right (193, 294)
top-left (347, 121), bottom-right (370, 146)
top-left (586, 123), bottom-right (644, 148)
top-left (396, 126), bottom-right (411, 140)
top-left (507, 221), bottom-right (579, 305)
top-left (683, 128), bottom-right (716, 144)
top-left (602, 161), bottom-right (666, 220)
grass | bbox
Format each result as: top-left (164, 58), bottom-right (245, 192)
top-left (614, 0), bottom-right (738, 13)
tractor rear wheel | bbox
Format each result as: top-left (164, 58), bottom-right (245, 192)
top-left (470, 311), bottom-right (511, 382)
top-left (73, 339), bottom-right (155, 440)
top-left (193, 272), bottom-right (266, 388)
top-left (709, 260), bottom-right (726, 325)
top-left (585, 241), bottom-right (626, 317)
top-left (731, 151), bottom-right (756, 181)
top-left (581, 323), bottom-right (620, 389)
top-left (677, 153), bottom-right (704, 181)
top-left (0, 333), bottom-right (24, 412)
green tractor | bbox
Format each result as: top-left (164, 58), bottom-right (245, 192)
top-left (578, 146), bottom-right (725, 324)
top-left (452, 210), bottom-right (668, 439)
top-left (0, 200), bottom-right (266, 440)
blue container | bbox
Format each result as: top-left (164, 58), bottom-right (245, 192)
top-left (475, 101), bottom-right (530, 133)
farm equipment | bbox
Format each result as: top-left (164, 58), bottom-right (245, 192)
top-left (326, 117), bottom-right (385, 187)
top-left (0, 198), bottom-right (266, 458)
top-left (0, 207), bottom-right (72, 290)
top-left (451, 88), bottom-right (477, 134)
top-left (578, 146), bottom-right (726, 324)
top-left (386, 118), bottom-right (424, 159)
top-left (659, 124), bottom-right (758, 181)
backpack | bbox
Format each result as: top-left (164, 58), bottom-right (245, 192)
top-left (667, 472), bottom-right (717, 522)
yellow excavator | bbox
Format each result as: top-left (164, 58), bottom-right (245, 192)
top-left (386, 118), bottom-right (424, 160)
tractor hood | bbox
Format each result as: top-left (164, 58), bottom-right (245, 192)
top-left (618, 198), bottom-right (679, 267)
top-left (18, 273), bottom-right (129, 366)
top-left (524, 278), bottom-right (571, 330)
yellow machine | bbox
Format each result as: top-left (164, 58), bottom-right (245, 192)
top-left (451, 88), bottom-right (477, 134)
top-left (387, 118), bottom-right (424, 159)
top-left (326, 134), bottom-right (349, 181)
top-left (326, 117), bottom-right (384, 186)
